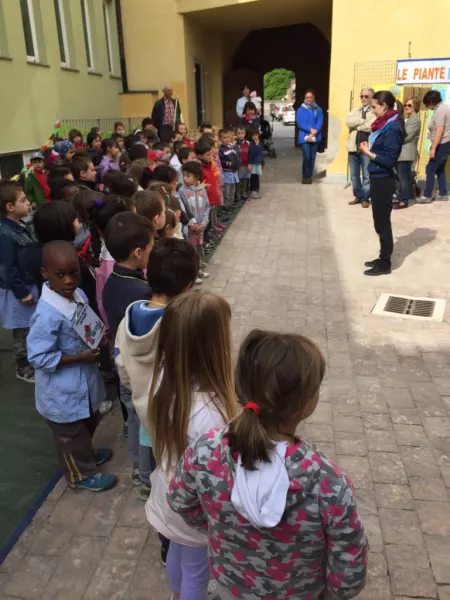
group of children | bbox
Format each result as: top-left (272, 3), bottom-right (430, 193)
top-left (0, 116), bottom-right (369, 600)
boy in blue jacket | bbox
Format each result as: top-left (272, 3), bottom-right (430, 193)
top-left (248, 130), bottom-right (264, 199)
top-left (219, 128), bottom-right (240, 211)
top-left (27, 241), bottom-right (117, 492)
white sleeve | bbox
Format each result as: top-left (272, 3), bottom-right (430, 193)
top-left (189, 396), bottom-right (226, 443)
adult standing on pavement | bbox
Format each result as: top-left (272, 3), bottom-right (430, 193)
top-left (417, 90), bottom-right (450, 204)
top-left (151, 84), bottom-right (183, 141)
top-left (236, 85), bottom-right (251, 118)
top-left (394, 97), bottom-right (421, 209)
top-left (359, 91), bottom-right (404, 277)
top-left (346, 88), bottom-right (376, 208)
top-left (296, 90), bottom-right (323, 184)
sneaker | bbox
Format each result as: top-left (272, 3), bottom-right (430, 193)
top-left (99, 399), bottom-right (113, 415)
top-left (364, 262), bottom-right (391, 276)
top-left (139, 483), bottom-right (151, 501)
top-left (364, 259), bottom-right (379, 268)
top-left (94, 448), bottom-right (113, 466)
top-left (131, 468), bottom-right (142, 486)
top-left (199, 270), bottom-right (210, 279)
top-left (251, 191), bottom-right (261, 199)
top-left (207, 580), bottom-right (221, 599)
top-left (161, 541), bottom-right (170, 566)
top-left (16, 364), bottom-right (35, 384)
top-left (69, 472), bottom-right (118, 492)
top-left (195, 277), bottom-right (203, 285)
top-left (416, 195), bottom-right (433, 204)
top-left (437, 195), bottom-right (449, 201)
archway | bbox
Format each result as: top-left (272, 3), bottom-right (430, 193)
top-left (224, 23), bottom-right (330, 146)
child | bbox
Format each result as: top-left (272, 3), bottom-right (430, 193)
top-left (167, 196), bottom-right (183, 239)
top-left (86, 131), bottom-right (102, 167)
top-left (241, 101), bottom-right (260, 140)
top-left (47, 165), bottom-right (74, 185)
top-left (249, 130), bottom-right (264, 199)
top-left (24, 152), bottom-right (51, 207)
top-left (115, 237), bottom-right (199, 516)
top-left (71, 156), bottom-right (97, 191)
top-left (130, 158), bottom-right (151, 191)
top-left (168, 329), bottom-right (368, 600)
top-left (49, 178), bottom-right (80, 203)
top-left (175, 122), bottom-right (193, 147)
top-left (159, 208), bottom-right (177, 238)
top-left (199, 121), bottom-right (214, 135)
top-left (219, 129), bottom-right (240, 211)
top-left (114, 122), bottom-right (126, 136)
top-left (27, 240), bottom-right (117, 492)
top-left (169, 141), bottom-right (186, 173)
top-left (53, 140), bottom-right (75, 166)
top-left (68, 129), bottom-right (85, 149)
top-left (178, 161), bottom-right (210, 276)
top-left (177, 146), bottom-right (197, 186)
top-left (146, 290), bottom-right (237, 600)
top-left (102, 170), bottom-right (136, 200)
top-left (133, 190), bottom-right (167, 233)
top-left (102, 212), bottom-right (155, 496)
top-left (195, 140), bottom-right (220, 231)
top-left (0, 183), bottom-right (39, 382)
top-left (112, 133), bottom-right (125, 153)
top-left (98, 139), bottom-right (120, 181)
top-left (250, 90), bottom-right (262, 113)
top-left (235, 126), bottom-right (250, 201)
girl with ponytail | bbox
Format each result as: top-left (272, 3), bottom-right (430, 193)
top-left (168, 329), bottom-right (368, 600)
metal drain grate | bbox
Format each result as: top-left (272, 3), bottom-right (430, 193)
top-left (372, 293), bottom-right (447, 322)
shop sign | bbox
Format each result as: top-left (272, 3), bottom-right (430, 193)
top-left (396, 58), bottom-right (450, 85)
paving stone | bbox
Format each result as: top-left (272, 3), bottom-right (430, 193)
top-left (385, 388), bottom-right (415, 409)
top-left (425, 535), bottom-right (450, 584)
top-left (361, 515), bottom-right (383, 553)
top-left (393, 424), bottom-right (429, 447)
top-left (30, 519), bottom-right (76, 556)
top-left (423, 417), bottom-right (450, 438)
top-left (43, 535), bottom-right (108, 599)
top-left (336, 455), bottom-right (373, 489)
top-left (77, 480), bottom-right (131, 537)
top-left (299, 423), bottom-right (334, 442)
top-left (400, 446), bottom-right (441, 477)
top-left (389, 408), bottom-right (422, 425)
top-left (129, 546), bottom-right (168, 592)
top-left (4, 555), bottom-right (59, 599)
top-left (335, 432), bottom-right (367, 456)
top-left (410, 477), bottom-right (448, 501)
top-left (105, 527), bottom-right (148, 560)
top-left (375, 484), bottom-right (414, 510)
top-left (416, 502), bottom-right (450, 536)
top-left (366, 430), bottom-right (398, 452)
top-left (83, 556), bottom-right (137, 599)
top-left (386, 545), bottom-right (436, 598)
top-left (362, 413), bottom-right (393, 430)
top-left (117, 500), bottom-right (150, 529)
top-left (333, 415), bottom-right (364, 433)
top-left (355, 489), bottom-right (378, 515)
top-left (369, 452), bottom-right (407, 484)
top-left (50, 490), bottom-right (94, 529)
top-left (438, 586), bottom-right (450, 600)
top-left (358, 390), bottom-right (389, 413)
top-left (379, 508), bottom-right (423, 546)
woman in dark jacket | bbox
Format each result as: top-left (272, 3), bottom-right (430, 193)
top-left (359, 90), bottom-right (404, 276)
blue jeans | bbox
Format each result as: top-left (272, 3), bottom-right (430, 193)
top-left (166, 542), bottom-right (209, 600)
top-left (349, 152), bottom-right (370, 201)
top-left (301, 142), bottom-right (318, 178)
top-left (120, 386), bottom-right (153, 485)
top-left (424, 140), bottom-right (450, 198)
top-left (397, 161), bottom-right (413, 203)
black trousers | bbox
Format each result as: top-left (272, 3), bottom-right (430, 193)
top-left (370, 176), bottom-right (395, 265)
top-left (250, 174), bottom-right (260, 192)
top-left (47, 411), bottom-right (100, 483)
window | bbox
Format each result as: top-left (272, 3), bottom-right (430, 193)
top-left (20, 0), bottom-right (39, 61)
top-left (103, 1), bottom-right (113, 74)
top-left (80, 0), bottom-right (94, 71)
top-left (54, 0), bottom-right (69, 67)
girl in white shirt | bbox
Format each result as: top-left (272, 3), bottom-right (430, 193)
top-left (146, 290), bottom-right (237, 600)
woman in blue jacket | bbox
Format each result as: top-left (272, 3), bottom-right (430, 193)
top-left (359, 91), bottom-right (404, 276)
top-left (296, 90), bottom-right (323, 184)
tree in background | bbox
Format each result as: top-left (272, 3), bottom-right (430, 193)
top-left (264, 69), bottom-right (295, 100)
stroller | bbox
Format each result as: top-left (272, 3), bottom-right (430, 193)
top-left (260, 118), bottom-right (277, 158)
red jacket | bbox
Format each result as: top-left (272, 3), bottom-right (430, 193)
top-left (199, 159), bottom-right (219, 206)
top-left (236, 139), bottom-right (250, 167)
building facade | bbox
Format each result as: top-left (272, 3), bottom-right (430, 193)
top-left (0, 0), bottom-right (123, 177)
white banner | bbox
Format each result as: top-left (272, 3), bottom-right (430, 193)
top-left (396, 59), bottom-right (450, 85)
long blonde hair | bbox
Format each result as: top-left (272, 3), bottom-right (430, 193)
top-left (149, 290), bottom-right (237, 469)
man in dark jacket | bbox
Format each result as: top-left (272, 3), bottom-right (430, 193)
top-left (151, 84), bottom-right (183, 142)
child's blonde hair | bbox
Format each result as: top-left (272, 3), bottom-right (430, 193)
top-left (149, 291), bottom-right (237, 470)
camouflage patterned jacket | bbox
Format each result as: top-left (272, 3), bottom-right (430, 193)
top-left (168, 427), bottom-right (368, 599)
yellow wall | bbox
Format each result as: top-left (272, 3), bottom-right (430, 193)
top-left (0, 0), bottom-right (122, 154)
top-left (328, 0), bottom-right (450, 177)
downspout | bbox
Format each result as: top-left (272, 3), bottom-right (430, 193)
top-left (115, 0), bottom-right (128, 93)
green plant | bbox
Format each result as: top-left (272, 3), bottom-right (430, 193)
top-left (264, 69), bottom-right (295, 100)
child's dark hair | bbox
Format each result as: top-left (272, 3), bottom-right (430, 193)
top-left (158, 209), bottom-right (176, 238)
top-left (167, 195), bottom-right (181, 213)
top-left (101, 138), bottom-right (118, 156)
top-left (114, 121), bottom-right (125, 131)
top-left (148, 182), bottom-right (172, 204)
top-left (71, 156), bottom-right (94, 180)
top-left (129, 143), bottom-right (149, 162)
top-left (195, 140), bottom-right (212, 157)
top-left (125, 134), bottom-right (140, 152)
top-left (175, 122), bottom-right (186, 133)
top-left (227, 330), bottom-right (326, 471)
top-left (103, 170), bottom-right (136, 198)
top-left (179, 147), bottom-right (195, 162)
top-left (0, 182), bottom-right (22, 215)
top-left (130, 159), bottom-right (150, 187)
top-left (47, 165), bottom-right (72, 185)
top-left (181, 161), bottom-right (202, 180)
top-left (89, 195), bottom-right (130, 266)
top-left (34, 201), bottom-right (79, 244)
top-left (73, 147), bottom-right (89, 158)
top-left (153, 141), bottom-right (170, 153)
top-left (146, 238), bottom-right (199, 296)
top-left (86, 131), bottom-right (100, 148)
top-left (243, 101), bottom-right (257, 114)
top-left (218, 128), bottom-right (227, 137)
top-left (142, 117), bottom-right (153, 130)
top-left (145, 129), bottom-right (159, 145)
top-left (152, 165), bottom-right (177, 184)
top-left (112, 132), bottom-right (124, 144)
top-left (68, 129), bottom-right (83, 144)
top-left (50, 178), bottom-right (79, 201)
top-left (173, 140), bottom-right (185, 155)
top-left (140, 167), bottom-right (155, 190)
top-left (133, 190), bottom-right (164, 221)
top-left (199, 121), bottom-right (212, 132)
top-left (104, 211), bottom-right (155, 262)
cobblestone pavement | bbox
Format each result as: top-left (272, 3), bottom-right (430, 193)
top-left (2, 129), bottom-right (450, 599)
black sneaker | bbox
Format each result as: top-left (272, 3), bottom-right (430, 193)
top-left (364, 259), bottom-right (379, 268)
top-left (161, 542), bottom-right (169, 566)
top-left (364, 262), bottom-right (391, 276)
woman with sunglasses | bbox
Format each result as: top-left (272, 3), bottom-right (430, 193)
top-left (359, 91), bottom-right (404, 276)
top-left (395, 97), bottom-right (421, 209)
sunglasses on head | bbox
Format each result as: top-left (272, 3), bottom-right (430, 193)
top-left (360, 95), bottom-right (370, 99)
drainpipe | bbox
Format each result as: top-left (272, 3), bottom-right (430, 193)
top-left (115, 0), bottom-right (128, 93)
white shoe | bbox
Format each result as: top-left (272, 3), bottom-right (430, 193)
top-left (99, 399), bottom-right (113, 415)
top-left (437, 195), bottom-right (449, 201)
top-left (207, 579), bottom-right (220, 599)
top-left (416, 195), bottom-right (433, 204)
top-left (252, 191), bottom-right (261, 199)
top-left (199, 270), bottom-right (210, 279)
top-left (195, 277), bottom-right (203, 285)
